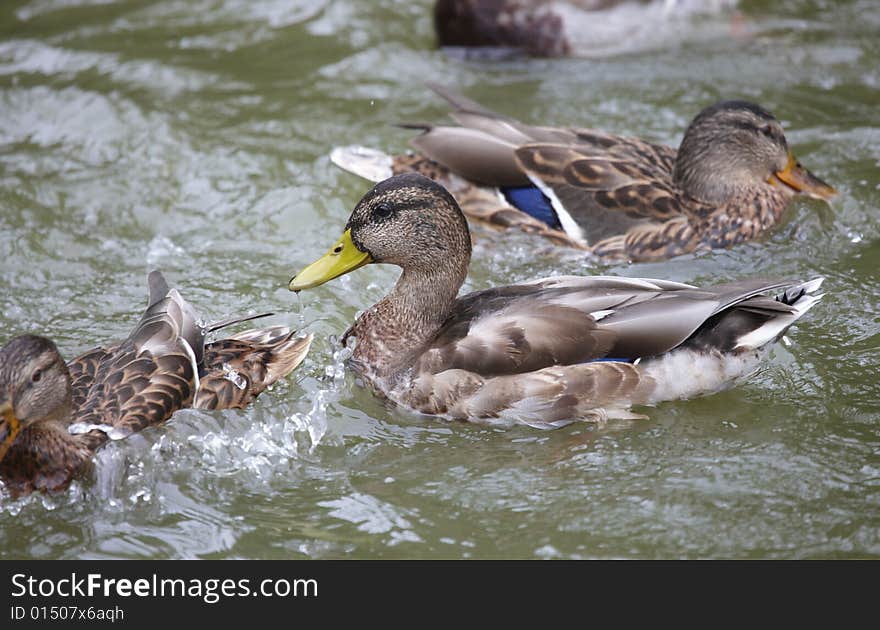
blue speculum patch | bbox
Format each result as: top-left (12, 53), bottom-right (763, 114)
top-left (500, 186), bottom-right (561, 230)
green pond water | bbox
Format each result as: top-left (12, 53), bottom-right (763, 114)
top-left (0, 0), bottom-right (878, 559)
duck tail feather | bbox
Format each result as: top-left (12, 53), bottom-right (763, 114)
top-left (146, 270), bottom-right (171, 307)
top-left (426, 82), bottom-right (506, 119)
top-left (330, 145), bottom-right (394, 182)
top-left (734, 277), bottom-right (825, 350)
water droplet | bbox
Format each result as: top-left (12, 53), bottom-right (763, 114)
top-left (293, 291), bottom-right (304, 324)
top-left (222, 363), bottom-right (248, 390)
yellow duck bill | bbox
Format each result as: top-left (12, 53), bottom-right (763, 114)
top-left (772, 150), bottom-right (837, 200)
top-left (289, 229), bottom-right (373, 291)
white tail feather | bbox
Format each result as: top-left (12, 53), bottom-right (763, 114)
top-left (735, 278), bottom-right (825, 350)
top-left (330, 146), bottom-right (393, 182)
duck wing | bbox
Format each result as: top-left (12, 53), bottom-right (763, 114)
top-left (67, 346), bottom-right (114, 411)
top-left (71, 271), bottom-right (203, 451)
top-left (515, 134), bottom-right (682, 227)
top-left (410, 86), bottom-right (693, 249)
top-left (415, 275), bottom-right (801, 377)
top-left (194, 328), bottom-right (313, 410)
top-left (407, 84), bottom-right (572, 186)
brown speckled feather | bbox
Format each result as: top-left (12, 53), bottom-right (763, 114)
top-left (70, 274), bottom-right (203, 452)
top-left (514, 139), bottom-right (691, 246)
top-left (195, 327), bottom-right (313, 410)
top-left (0, 423), bottom-right (94, 494)
top-left (68, 346), bottom-right (113, 411)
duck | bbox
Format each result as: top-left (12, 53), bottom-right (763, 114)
top-left (330, 85), bottom-right (835, 262)
top-left (288, 173), bottom-right (823, 429)
top-left (434, 0), bottom-right (742, 59)
top-left (0, 271), bottom-right (313, 495)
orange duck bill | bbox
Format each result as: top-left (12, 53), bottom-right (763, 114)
top-left (772, 150), bottom-right (836, 200)
top-left (0, 400), bottom-right (22, 462)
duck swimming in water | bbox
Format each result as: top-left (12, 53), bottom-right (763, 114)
top-left (332, 86), bottom-right (835, 262)
top-left (289, 173), bottom-right (823, 428)
top-left (0, 271), bottom-right (313, 495)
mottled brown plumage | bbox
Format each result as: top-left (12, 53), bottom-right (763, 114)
top-left (0, 272), bottom-right (312, 495)
top-left (331, 86), bottom-right (834, 262)
top-left (289, 174), bottom-right (824, 428)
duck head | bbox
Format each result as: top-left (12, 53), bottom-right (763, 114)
top-left (0, 335), bottom-right (72, 462)
top-left (289, 173), bottom-right (471, 291)
top-left (673, 100), bottom-right (835, 204)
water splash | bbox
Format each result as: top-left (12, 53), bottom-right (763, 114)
top-left (69, 422), bottom-right (130, 440)
top-left (221, 363), bottom-right (248, 390)
top-left (145, 235), bottom-right (184, 266)
top-left (197, 317), bottom-right (209, 335)
top-left (318, 492), bottom-right (424, 544)
top-left (287, 339), bottom-right (352, 452)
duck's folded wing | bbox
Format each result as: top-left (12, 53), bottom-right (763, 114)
top-left (417, 298), bottom-right (615, 377)
top-left (415, 277), bottom-right (667, 376)
top-left (71, 272), bottom-right (201, 450)
top-left (413, 86), bottom-right (691, 246)
top-left (72, 342), bottom-right (197, 451)
top-left (409, 124), bottom-right (530, 187)
top-left (408, 84), bottom-right (578, 186)
top-left (407, 276), bottom-right (814, 427)
top-left (415, 276), bottom-right (797, 380)
top-left (513, 136), bottom-right (689, 244)
top-left (67, 346), bottom-right (114, 410)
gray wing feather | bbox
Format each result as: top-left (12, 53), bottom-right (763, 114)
top-left (418, 276), bottom-right (798, 377)
top-left (410, 126), bottom-right (530, 186)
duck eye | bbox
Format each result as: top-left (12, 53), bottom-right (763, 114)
top-left (759, 125), bottom-right (775, 139)
top-left (31, 369), bottom-right (42, 383)
top-left (374, 202), bottom-right (394, 219)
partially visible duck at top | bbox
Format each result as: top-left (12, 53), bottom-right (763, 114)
top-left (434, 0), bottom-right (744, 59)
top-left (288, 173), bottom-right (824, 429)
top-left (0, 271), bottom-right (313, 496)
top-left (331, 85), bottom-right (835, 262)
